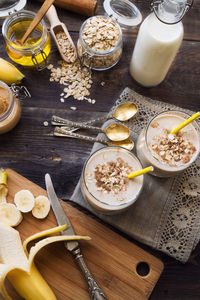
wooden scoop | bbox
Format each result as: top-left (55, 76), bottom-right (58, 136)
top-left (46, 5), bottom-right (77, 63)
top-left (18, 0), bottom-right (55, 45)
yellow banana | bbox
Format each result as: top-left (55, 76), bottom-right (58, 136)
top-left (0, 170), bottom-right (8, 203)
top-left (0, 58), bottom-right (24, 85)
top-left (0, 223), bottom-right (91, 300)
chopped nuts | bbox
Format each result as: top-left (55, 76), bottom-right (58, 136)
top-left (150, 129), bottom-right (196, 166)
top-left (94, 157), bottom-right (133, 195)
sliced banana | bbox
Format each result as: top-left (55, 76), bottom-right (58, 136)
top-left (32, 195), bottom-right (51, 219)
top-left (0, 203), bottom-right (23, 227)
top-left (14, 190), bottom-right (35, 213)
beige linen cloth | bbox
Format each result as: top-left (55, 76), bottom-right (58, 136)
top-left (71, 88), bottom-right (200, 263)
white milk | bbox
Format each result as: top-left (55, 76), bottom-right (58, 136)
top-left (130, 13), bottom-right (184, 87)
top-left (136, 112), bottom-right (200, 177)
top-left (81, 147), bottom-right (144, 214)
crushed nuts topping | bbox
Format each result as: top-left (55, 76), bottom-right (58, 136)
top-left (56, 31), bottom-right (76, 63)
top-left (94, 157), bottom-right (133, 194)
top-left (150, 129), bottom-right (197, 166)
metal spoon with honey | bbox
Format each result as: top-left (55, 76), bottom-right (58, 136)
top-left (52, 116), bottom-right (130, 141)
top-left (46, 5), bottom-right (77, 63)
top-left (54, 127), bottom-right (134, 151)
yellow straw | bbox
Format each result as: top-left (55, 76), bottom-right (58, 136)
top-left (128, 166), bottom-right (154, 179)
top-left (170, 112), bottom-right (200, 134)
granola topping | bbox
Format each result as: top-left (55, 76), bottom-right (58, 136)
top-left (94, 157), bottom-right (133, 195)
top-left (150, 128), bottom-right (197, 166)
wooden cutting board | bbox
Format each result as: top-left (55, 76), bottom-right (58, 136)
top-left (5, 169), bottom-right (164, 300)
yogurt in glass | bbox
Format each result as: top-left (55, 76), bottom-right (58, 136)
top-left (136, 111), bottom-right (200, 177)
top-left (81, 146), bottom-right (144, 214)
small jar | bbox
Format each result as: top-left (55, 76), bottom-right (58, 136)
top-left (2, 10), bottom-right (51, 70)
top-left (77, 15), bottom-right (123, 71)
top-left (0, 81), bottom-right (21, 134)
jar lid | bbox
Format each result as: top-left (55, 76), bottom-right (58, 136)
top-left (103, 0), bottom-right (142, 31)
top-left (0, 0), bottom-right (26, 19)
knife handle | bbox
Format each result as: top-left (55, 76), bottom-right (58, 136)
top-left (72, 248), bottom-right (107, 300)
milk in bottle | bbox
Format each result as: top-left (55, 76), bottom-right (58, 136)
top-left (130, 0), bottom-right (190, 87)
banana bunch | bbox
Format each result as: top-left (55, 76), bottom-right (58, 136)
top-left (0, 223), bottom-right (90, 300)
top-left (0, 58), bottom-right (24, 85)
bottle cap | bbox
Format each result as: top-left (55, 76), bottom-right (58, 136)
top-left (103, 0), bottom-right (142, 31)
top-left (0, 0), bottom-right (26, 19)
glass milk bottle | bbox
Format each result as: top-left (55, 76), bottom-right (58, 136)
top-left (130, 0), bottom-right (193, 87)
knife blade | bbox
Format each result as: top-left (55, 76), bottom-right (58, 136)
top-left (45, 173), bottom-right (107, 300)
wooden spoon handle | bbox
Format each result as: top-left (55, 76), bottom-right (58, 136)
top-left (46, 4), bottom-right (61, 27)
top-left (20, 0), bottom-right (55, 45)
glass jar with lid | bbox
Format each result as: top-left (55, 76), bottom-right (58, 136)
top-left (77, 0), bottom-right (142, 71)
top-left (0, 0), bottom-right (26, 21)
top-left (2, 10), bottom-right (51, 70)
top-left (0, 80), bottom-right (21, 134)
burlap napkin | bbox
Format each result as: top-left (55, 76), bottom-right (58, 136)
top-left (70, 88), bottom-right (200, 263)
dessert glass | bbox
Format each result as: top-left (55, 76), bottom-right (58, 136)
top-left (81, 146), bottom-right (144, 214)
top-left (136, 110), bottom-right (200, 177)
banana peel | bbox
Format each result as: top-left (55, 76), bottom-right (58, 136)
top-left (0, 171), bottom-right (8, 203)
top-left (0, 223), bottom-right (91, 300)
top-left (0, 58), bottom-right (24, 85)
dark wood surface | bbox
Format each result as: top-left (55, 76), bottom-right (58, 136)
top-left (0, 0), bottom-right (200, 299)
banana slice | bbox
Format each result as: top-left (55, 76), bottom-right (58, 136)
top-left (0, 203), bottom-right (23, 227)
top-left (32, 195), bottom-right (51, 219)
top-left (14, 190), bottom-right (35, 213)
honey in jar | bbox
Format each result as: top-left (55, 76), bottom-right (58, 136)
top-left (2, 10), bottom-right (51, 70)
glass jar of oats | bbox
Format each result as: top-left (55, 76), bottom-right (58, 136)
top-left (77, 15), bottom-right (122, 71)
top-left (77, 1), bottom-right (142, 71)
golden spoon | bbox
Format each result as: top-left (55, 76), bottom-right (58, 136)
top-left (52, 102), bottom-right (138, 128)
top-left (54, 127), bottom-right (134, 150)
top-left (52, 116), bottom-right (130, 141)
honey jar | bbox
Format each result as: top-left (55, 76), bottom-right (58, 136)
top-left (2, 10), bottom-right (51, 70)
top-left (0, 81), bottom-right (21, 134)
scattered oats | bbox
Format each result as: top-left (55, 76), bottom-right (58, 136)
top-left (43, 121), bottom-right (49, 127)
top-left (47, 64), bottom-right (53, 70)
top-left (48, 59), bottom-right (95, 103)
top-left (60, 98), bottom-right (65, 103)
top-left (101, 81), bottom-right (105, 86)
top-left (91, 99), bottom-right (96, 104)
top-left (70, 106), bottom-right (77, 111)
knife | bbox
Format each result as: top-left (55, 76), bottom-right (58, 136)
top-left (45, 173), bottom-right (107, 300)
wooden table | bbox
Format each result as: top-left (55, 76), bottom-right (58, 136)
top-left (0, 0), bottom-right (200, 299)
